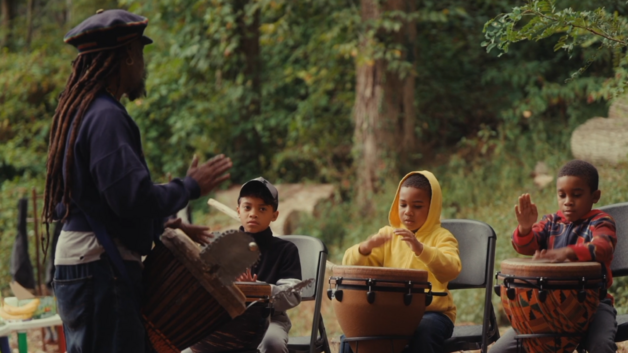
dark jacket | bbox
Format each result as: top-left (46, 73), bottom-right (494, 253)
top-left (244, 227), bottom-right (302, 284)
top-left (59, 92), bottom-right (199, 255)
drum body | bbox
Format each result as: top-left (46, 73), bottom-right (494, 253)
top-left (190, 282), bottom-right (273, 353)
top-left (329, 266), bottom-right (430, 353)
top-left (142, 229), bottom-right (247, 353)
top-left (496, 258), bottom-right (605, 353)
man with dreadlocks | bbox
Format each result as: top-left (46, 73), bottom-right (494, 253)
top-left (43, 9), bottom-right (232, 352)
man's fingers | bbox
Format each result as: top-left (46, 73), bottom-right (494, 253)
top-left (189, 154), bottom-right (199, 169)
top-left (205, 154), bottom-right (226, 165)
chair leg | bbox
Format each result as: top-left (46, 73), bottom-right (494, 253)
top-left (318, 316), bottom-right (331, 353)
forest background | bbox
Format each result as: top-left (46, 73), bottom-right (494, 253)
top-left (1, 0), bottom-right (627, 329)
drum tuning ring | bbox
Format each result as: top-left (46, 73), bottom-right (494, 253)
top-left (506, 287), bottom-right (516, 301)
top-left (404, 281), bottom-right (413, 306)
top-left (538, 290), bottom-right (547, 303)
top-left (366, 279), bottom-right (376, 304)
top-left (578, 290), bottom-right (586, 303)
top-left (494, 285), bottom-right (501, 297)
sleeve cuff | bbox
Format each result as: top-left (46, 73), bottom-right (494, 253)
top-left (568, 245), bottom-right (592, 261)
top-left (183, 176), bottom-right (201, 200)
top-left (417, 244), bottom-right (436, 264)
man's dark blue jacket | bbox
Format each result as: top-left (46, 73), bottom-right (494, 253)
top-left (58, 92), bottom-right (200, 254)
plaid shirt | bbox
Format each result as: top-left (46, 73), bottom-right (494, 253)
top-left (512, 209), bottom-right (617, 289)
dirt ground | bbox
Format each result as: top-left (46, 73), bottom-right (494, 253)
top-left (10, 325), bottom-right (628, 353)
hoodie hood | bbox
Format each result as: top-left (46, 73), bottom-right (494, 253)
top-left (389, 171), bottom-right (443, 237)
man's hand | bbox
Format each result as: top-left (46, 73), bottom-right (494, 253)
top-left (164, 217), bottom-right (213, 245)
top-left (515, 193), bottom-right (538, 235)
top-left (532, 248), bottom-right (577, 263)
top-left (359, 232), bottom-right (392, 255)
top-left (187, 154), bottom-right (233, 196)
top-left (394, 228), bottom-right (424, 256)
top-left (237, 268), bottom-right (258, 282)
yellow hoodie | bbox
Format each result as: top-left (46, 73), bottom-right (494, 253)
top-left (342, 171), bottom-right (461, 323)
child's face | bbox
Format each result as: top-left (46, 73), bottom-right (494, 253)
top-left (398, 186), bottom-right (431, 232)
top-left (237, 196), bottom-right (279, 233)
top-left (556, 175), bottom-right (601, 222)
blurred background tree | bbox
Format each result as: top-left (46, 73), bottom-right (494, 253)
top-left (1, 0), bottom-right (627, 324)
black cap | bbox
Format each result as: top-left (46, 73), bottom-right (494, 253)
top-left (64, 9), bottom-right (153, 55)
top-left (239, 177), bottom-right (279, 210)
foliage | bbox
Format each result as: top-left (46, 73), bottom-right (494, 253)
top-left (1, 0), bottom-right (628, 324)
top-left (483, 0), bottom-right (628, 97)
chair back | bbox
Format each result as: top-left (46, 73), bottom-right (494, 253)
top-left (598, 202), bottom-right (628, 277)
top-left (442, 219), bottom-right (496, 290)
top-left (441, 219), bottom-right (497, 353)
top-left (281, 235), bottom-right (328, 300)
top-left (281, 235), bottom-right (328, 353)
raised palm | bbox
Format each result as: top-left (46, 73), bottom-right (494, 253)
top-left (515, 193), bottom-right (538, 234)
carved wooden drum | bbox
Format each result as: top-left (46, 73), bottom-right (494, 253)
top-left (189, 282), bottom-right (272, 353)
top-left (328, 266), bottom-right (434, 353)
top-left (495, 258), bottom-right (606, 353)
top-left (142, 229), bottom-right (251, 353)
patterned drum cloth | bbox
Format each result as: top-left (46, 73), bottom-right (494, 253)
top-left (497, 258), bottom-right (605, 353)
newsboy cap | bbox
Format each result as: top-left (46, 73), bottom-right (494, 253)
top-left (64, 9), bottom-right (153, 55)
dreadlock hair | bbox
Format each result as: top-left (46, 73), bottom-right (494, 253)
top-left (558, 159), bottom-right (599, 192)
top-left (42, 48), bottom-right (125, 255)
top-left (402, 173), bottom-right (432, 199)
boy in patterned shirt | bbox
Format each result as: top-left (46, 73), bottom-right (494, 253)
top-left (490, 159), bottom-right (617, 353)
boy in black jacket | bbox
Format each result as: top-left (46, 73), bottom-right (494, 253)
top-left (237, 177), bottom-right (302, 353)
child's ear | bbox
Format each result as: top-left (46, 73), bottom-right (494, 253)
top-left (271, 210), bottom-right (279, 222)
top-left (592, 189), bottom-right (601, 203)
top-left (236, 206), bottom-right (241, 215)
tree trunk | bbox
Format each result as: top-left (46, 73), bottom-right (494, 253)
top-left (353, 0), bottom-right (417, 213)
top-left (400, 0), bottom-right (417, 162)
top-left (26, 0), bottom-right (34, 46)
top-left (1, 0), bottom-right (14, 49)
top-left (231, 0), bottom-right (262, 180)
top-left (354, 0), bottom-right (386, 214)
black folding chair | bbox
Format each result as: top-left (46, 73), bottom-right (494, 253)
top-left (598, 202), bottom-right (628, 343)
top-left (441, 219), bottom-right (500, 353)
top-left (283, 235), bottom-right (332, 353)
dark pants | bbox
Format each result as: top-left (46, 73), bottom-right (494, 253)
top-left (340, 312), bottom-right (454, 353)
top-left (53, 258), bottom-right (146, 353)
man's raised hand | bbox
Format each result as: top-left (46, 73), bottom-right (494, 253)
top-left (187, 154), bottom-right (233, 196)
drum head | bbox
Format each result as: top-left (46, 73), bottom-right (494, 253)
top-left (331, 265), bottom-right (428, 282)
top-left (500, 258), bottom-right (602, 278)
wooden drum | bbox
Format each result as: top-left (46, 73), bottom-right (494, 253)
top-left (189, 282), bottom-right (273, 353)
top-left (495, 258), bottom-right (606, 353)
top-left (328, 266), bottom-right (432, 353)
top-left (142, 229), bottom-right (247, 353)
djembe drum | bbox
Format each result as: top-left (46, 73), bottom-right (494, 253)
top-left (495, 258), bottom-right (606, 353)
top-left (142, 229), bottom-right (259, 353)
top-left (328, 266), bottom-right (438, 353)
top-left (190, 282), bottom-right (273, 353)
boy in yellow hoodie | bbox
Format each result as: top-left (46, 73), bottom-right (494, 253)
top-left (342, 171), bottom-right (461, 353)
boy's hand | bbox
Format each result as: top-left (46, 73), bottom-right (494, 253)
top-left (394, 228), bottom-right (424, 256)
top-left (532, 248), bottom-right (577, 263)
top-left (515, 193), bottom-right (538, 235)
top-left (359, 233), bottom-right (392, 255)
top-left (237, 268), bottom-right (258, 282)
top-left (164, 217), bottom-right (213, 245)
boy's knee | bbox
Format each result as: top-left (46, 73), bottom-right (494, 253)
top-left (586, 341), bottom-right (617, 353)
top-left (259, 336), bottom-right (288, 353)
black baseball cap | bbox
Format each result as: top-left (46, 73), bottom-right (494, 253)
top-left (64, 9), bottom-right (153, 55)
top-left (238, 177), bottom-right (279, 210)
